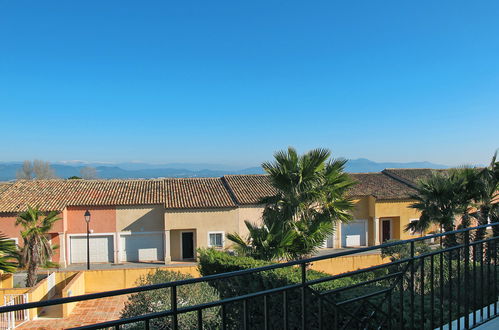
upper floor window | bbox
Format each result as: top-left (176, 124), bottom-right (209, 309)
top-left (208, 232), bottom-right (224, 248)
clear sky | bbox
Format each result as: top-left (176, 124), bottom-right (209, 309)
top-left (0, 1), bottom-right (498, 167)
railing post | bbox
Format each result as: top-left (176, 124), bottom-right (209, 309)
top-left (171, 285), bottom-right (178, 330)
top-left (410, 241), bottom-right (415, 329)
top-left (301, 263), bottom-right (306, 330)
top-left (464, 230), bottom-right (470, 329)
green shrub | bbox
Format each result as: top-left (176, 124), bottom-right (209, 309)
top-left (120, 269), bottom-right (221, 329)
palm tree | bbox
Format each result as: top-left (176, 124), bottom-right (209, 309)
top-left (406, 170), bottom-right (470, 247)
top-left (0, 233), bottom-right (18, 273)
top-left (228, 147), bottom-right (356, 261)
top-left (16, 206), bottom-right (60, 287)
top-left (472, 152), bottom-right (499, 242)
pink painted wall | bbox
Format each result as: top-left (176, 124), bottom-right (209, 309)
top-left (66, 206), bottom-right (116, 234)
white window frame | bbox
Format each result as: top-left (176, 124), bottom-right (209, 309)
top-left (409, 219), bottom-right (420, 235)
top-left (207, 231), bottom-right (225, 248)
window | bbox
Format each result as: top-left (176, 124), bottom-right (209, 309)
top-left (208, 232), bottom-right (224, 248)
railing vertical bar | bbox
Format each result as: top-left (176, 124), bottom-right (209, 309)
top-left (439, 249), bottom-right (444, 330)
top-left (197, 309), bottom-right (203, 330)
top-left (301, 263), bottom-right (306, 330)
top-left (448, 250), bottom-right (452, 330)
top-left (388, 289), bottom-right (392, 330)
top-left (400, 272), bottom-right (404, 330)
top-left (473, 241), bottom-right (477, 326)
top-left (457, 245), bottom-right (461, 330)
top-left (431, 253), bottom-right (435, 329)
top-left (410, 241), bottom-right (415, 330)
top-left (494, 238), bottom-right (497, 316)
top-left (145, 319), bottom-right (150, 330)
top-left (243, 300), bottom-right (248, 330)
top-left (318, 296), bottom-right (323, 330)
top-left (171, 285), bottom-right (178, 330)
top-left (264, 295), bottom-right (268, 330)
top-left (480, 241), bottom-right (484, 321)
top-left (420, 255), bottom-right (425, 330)
top-left (334, 305), bottom-right (339, 330)
top-left (115, 325), bottom-right (119, 330)
top-left (464, 230), bottom-right (470, 328)
top-left (222, 304), bottom-right (227, 330)
top-left (283, 290), bottom-right (288, 330)
top-left (486, 240), bottom-right (491, 319)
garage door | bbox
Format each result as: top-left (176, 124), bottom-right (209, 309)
top-left (70, 235), bottom-right (114, 263)
top-left (120, 233), bottom-right (164, 262)
top-left (341, 220), bottom-right (367, 247)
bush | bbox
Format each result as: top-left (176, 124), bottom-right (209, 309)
top-left (198, 248), bottom-right (384, 329)
top-left (120, 269), bottom-right (221, 329)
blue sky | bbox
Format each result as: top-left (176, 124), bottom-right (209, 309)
top-left (0, 1), bottom-right (498, 167)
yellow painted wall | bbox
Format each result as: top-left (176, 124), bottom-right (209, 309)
top-left (375, 200), bottom-right (421, 241)
top-left (0, 274), bottom-right (13, 288)
top-left (117, 205), bottom-right (165, 232)
top-left (237, 206), bottom-right (265, 238)
top-left (26, 277), bottom-right (49, 319)
top-left (82, 266), bottom-right (200, 292)
top-left (166, 208), bottom-right (238, 260)
top-left (310, 254), bottom-right (391, 275)
top-left (62, 272), bottom-right (85, 317)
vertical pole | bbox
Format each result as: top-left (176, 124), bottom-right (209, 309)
top-left (301, 263), bottom-right (306, 330)
top-left (464, 230), bottom-right (470, 329)
top-left (410, 241), bottom-right (415, 329)
top-left (172, 285), bottom-right (178, 330)
top-left (86, 221), bottom-right (90, 270)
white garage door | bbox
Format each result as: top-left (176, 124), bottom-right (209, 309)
top-left (341, 220), bottom-right (367, 247)
top-left (70, 235), bottom-right (114, 264)
top-left (120, 233), bottom-right (164, 262)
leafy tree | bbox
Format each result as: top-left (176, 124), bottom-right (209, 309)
top-left (0, 233), bottom-right (18, 273)
top-left (121, 270), bottom-right (220, 329)
top-left (68, 176), bottom-right (82, 179)
top-left (16, 206), bottom-right (60, 286)
top-left (16, 160), bottom-right (34, 180)
top-left (228, 147), bottom-right (355, 261)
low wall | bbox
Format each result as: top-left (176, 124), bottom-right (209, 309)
top-left (0, 287), bottom-right (29, 306)
top-left (83, 266), bottom-right (199, 292)
top-left (309, 253), bottom-right (390, 275)
top-left (0, 274), bottom-right (13, 289)
top-left (26, 276), bottom-right (49, 319)
top-left (62, 272), bottom-right (85, 317)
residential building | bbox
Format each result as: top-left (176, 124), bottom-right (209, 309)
top-left (0, 169), bottom-right (440, 267)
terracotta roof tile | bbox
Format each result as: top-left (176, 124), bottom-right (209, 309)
top-left (164, 178), bottom-right (236, 209)
top-left (382, 169), bottom-right (448, 188)
top-left (222, 175), bottom-right (278, 205)
top-left (348, 173), bottom-right (417, 199)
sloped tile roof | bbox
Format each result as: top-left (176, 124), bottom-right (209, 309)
top-left (0, 169), bottom-right (438, 213)
top-left (348, 173), bottom-right (417, 199)
top-left (164, 178), bottom-right (236, 209)
top-left (0, 182), bottom-right (13, 195)
top-left (382, 169), bottom-right (448, 187)
top-left (222, 175), bottom-right (278, 205)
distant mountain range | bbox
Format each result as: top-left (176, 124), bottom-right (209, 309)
top-left (0, 159), bottom-right (450, 181)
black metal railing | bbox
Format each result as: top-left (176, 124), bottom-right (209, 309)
top-left (1, 223), bottom-right (498, 329)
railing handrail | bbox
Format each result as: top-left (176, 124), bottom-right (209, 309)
top-left (0, 222), bottom-right (497, 315)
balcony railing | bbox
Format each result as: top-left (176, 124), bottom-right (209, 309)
top-left (0, 223), bottom-right (498, 329)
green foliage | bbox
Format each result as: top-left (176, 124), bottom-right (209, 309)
top-left (381, 240), bottom-right (432, 262)
top-left (67, 176), bottom-right (82, 179)
top-left (198, 249), bottom-right (377, 329)
top-left (228, 147), bottom-right (356, 261)
top-left (0, 233), bottom-right (18, 273)
top-left (121, 269), bottom-right (221, 329)
top-left (16, 206), bottom-right (60, 286)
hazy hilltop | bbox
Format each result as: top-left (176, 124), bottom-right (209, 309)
top-left (0, 159), bottom-right (451, 181)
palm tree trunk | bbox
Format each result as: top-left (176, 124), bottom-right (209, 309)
top-left (26, 244), bottom-right (39, 287)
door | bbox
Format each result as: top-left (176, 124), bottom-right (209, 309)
top-left (341, 220), bottom-right (367, 247)
top-left (70, 235), bottom-right (113, 263)
top-left (181, 232), bottom-right (194, 259)
top-left (382, 220), bottom-right (391, 242)
top-left (120, 233), bottom-right (164, 262)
